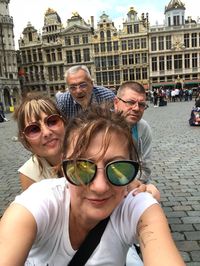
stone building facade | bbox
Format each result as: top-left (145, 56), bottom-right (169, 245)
top-left (16, 0), bottom-right (200, 97)
top-left (0, 0), bottom-right (20, 111)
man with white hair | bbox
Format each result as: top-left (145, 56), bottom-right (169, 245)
top-left (56, 65), bottom-right (115, 119)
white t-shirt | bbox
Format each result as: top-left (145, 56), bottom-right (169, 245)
top-left (18, 156), bottom-right (57, 182)
top-left (14, 178), bottom-right (158, 266)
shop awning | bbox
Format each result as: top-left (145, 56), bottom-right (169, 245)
top-left (184, 81), bottom-right (199, 85)
top-left (152, 83), bottom-right (175, 87)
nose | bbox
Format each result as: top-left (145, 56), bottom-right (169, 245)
top-left (131, 102), bottom-right (140, 111)
top-left (40, 123), bottom-right (52, 137)
top-left (89, 168), bottom-right (110, 194)
top-left (75, 86), bottom-right (83, 93)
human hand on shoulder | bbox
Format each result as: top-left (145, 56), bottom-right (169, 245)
top-left (127, 180), bottom-right (161, 202)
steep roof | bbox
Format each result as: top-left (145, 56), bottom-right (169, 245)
top-left (165, 0), bottom-right (185, 13)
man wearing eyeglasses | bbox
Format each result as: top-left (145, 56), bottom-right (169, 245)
top-left (56, 65), bottom-right (115, 119)
top-left (114, 81), bottom-right (152, 185)
top-left (114, 81), bottom-right (152, 266)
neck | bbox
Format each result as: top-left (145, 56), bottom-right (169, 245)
top-left (69, 209), bottom-right (98, 250)
top-left (46, 154), bottom-right (61, 167)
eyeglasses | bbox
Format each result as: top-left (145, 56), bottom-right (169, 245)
top-left (68, 82), bottom-right (88, 91)
top-left (62, 159), bottom-right (139, 186)
top-left (117, 97), bottom-right (148, 110)
top-left (23, 114), bottom-right (63, 139)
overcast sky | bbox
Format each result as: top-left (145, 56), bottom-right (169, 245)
top-left (9, 0), bottom-right (199, 49)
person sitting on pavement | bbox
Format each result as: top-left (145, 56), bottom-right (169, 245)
top-left (0, 104), bottom-right (186, 266)
top-left (13, 93), bottom-right (67, 190)
top-left (114, 81), bottom-right (151, 184)
top-left (189, 99), bottom-right (200, 126)
top-left (56, 64), bottom-right (115, 119)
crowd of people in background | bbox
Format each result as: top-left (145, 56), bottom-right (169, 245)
top-left (147, 86), bottom-right (199, 107)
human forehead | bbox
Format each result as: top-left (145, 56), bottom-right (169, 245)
top-left (67, 69), bottom-right (91, 84)
top-left (24, 111), bottom-right (48, 126)
top-left (120, 88), bottom-right (146, 101)
top-left (66, 129), bottom-right (130, 160)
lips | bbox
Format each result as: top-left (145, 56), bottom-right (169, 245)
top-left (43, 138), bottom-right (58, 147)
top-left (87, 197), bottom-right (111, 207)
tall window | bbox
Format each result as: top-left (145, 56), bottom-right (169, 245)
top-left (141, 38), bottom-right (147, 49)
top-left (100, 43), bottom-right (106, 52)
top-left (73, 35), bottom-right (79, 45)
top-left (184, 34), bottom-right (189, 48)
top-left (134, 24), bottom-right (139, 33)
top-left (173, 15), bottom-right (180, 26)
top-left (33, 49), bottom-right (37, 62)
top-left (94, 44), bottom-right (99, 53)
top-left (136, 68), bottom-right (141, 80)
top-left (142, 53), bottom-right (147, 64)
top-left (166, 35), bottom-right (171, 50)
top-left (129, 54), bottom-right (134, 65)
top-left (115, 71), bottom-right (120, 83)
top-left (135, 53), bottom-right (140, 64)
top-left (123, 69), bottom-right (128, 81)
top-left (101, 56), bottom-right (107, 69)
top-left (151, 37), bottom-right (157, 51)
top-left (107, 42), bottom-right (112, 52)
top-left (192, 53), bottom-right (197, 68)
top-left (158, 36), bottom-right (164, 50)
top-left (130, 69), bottom-right (134, 80)
top-left (127, 25), bottom-right (133, 34)
top-left (95, 57), bottom-right (101, 70)
top-left (152, 57), bottom-right (157, 71)
top-left (121, 40), bottom-right (127, 51)
top-left (57, 48), bottom-right (62, 61)
top-left (184, 54), bottom-right (190, 68)
top-left (65, 36), bottom-right (71, 46)
top-left (82, 34), bottom-right (88, 44)
top-left (113, 41), bottom-right (119, 51)
top-left (134, 39), bottom-right (140, 49)
top-left (106, 30), bottom-right (111, 40)
top-left (66, 51), bottom-right (73, 63)
top-left (107, 56), bottom-right (113, 69)
top-left (174, 54), bottom-right (182, 69)
top-left (75, 50), bottom-right (81, 62)
top-left (128, 40), bottom-right (133, 50)
top-left (114, 55), bottom-right (119, 67)
top-left (96, 72), bottom-right (101, 84)
top-left (122, 55), bottom-right (127, 65)
top-left (102, 72), bottom-right (108, 83)
top-left (192, 33), bottom-right (197, 47)
top-left (142, 68), bottom-right (147, 79)
top-left (108, 72), bottom-right (114, 83)
top-left (166, 55), bottom-right (172, 70)
top-left (159, 56), bottom-right (165, 71)
top-left (83, 49), bottom-right (90, 62)
top-left (100, 31), bottom-right (104, 41)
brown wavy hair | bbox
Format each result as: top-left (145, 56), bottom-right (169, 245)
top-left (13, 92), bottom-right (67, 175)
top-left (63, 104), bottom-right (140, 168)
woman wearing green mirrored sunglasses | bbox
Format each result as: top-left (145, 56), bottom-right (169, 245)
top-left (0, 105), bottom-right (185, 266)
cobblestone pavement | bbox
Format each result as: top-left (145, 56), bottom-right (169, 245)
top-left (0, 101), bottom-right (200, 265)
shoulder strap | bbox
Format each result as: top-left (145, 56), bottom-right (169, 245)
top-left (68, 217), bottom-right (110, 266)
top-left (131, 124), bottom-right (138, 142)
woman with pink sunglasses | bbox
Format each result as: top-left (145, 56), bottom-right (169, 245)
top-left (13, 93), bottom-right (67, 190)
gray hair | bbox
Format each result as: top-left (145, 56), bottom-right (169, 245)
top-left (117, 81), bottom-right (146, 97)
top-left (64, 65), bottom-right (92, 84)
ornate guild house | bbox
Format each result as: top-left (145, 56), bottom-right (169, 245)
top-left (1, 0), bottom-right (200, 107)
